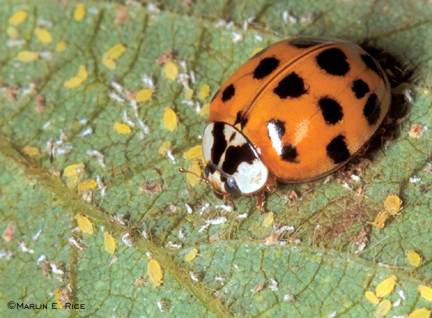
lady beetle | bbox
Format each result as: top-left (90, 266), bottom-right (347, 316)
top-left (202, 38), bottom-right (391, 200)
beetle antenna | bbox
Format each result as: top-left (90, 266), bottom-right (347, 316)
top-left (179, 168), bottom-right (209, 184)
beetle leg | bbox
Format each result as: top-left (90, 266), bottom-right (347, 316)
top-left (265, 174), bottom-right (277, 192)
top-left (222, 194), bottom-right (237, 211)
top-left (256, 191), bottom-right (266, 211)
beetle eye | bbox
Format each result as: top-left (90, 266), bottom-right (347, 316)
top-left (225, 177), bottom-right (240, 195)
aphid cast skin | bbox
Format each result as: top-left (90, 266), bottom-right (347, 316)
top-left (202, 38), bottom-right (391, 198)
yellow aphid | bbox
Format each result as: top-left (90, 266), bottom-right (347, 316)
top-left (365, 290), bottom-right (380, 305)
top-left (102, 44), bottom-right (126, 70)
top-left (163, 61), bottom-right (178, 81)
top-left (375, 299), bottom-right (391, 318)
top-left (22, 146), bottom-right (40, 158)
top-left (34, 27), bottom-right (52, 44)
top-left (371, 211), bottom-right (390, 229)
top-left (136, 88), bottom-right (153, 103)
top-left (198, 84), bottom-right (211, 101)
top-left (406, 250), bottom-right (422, 267)
top-left (408, 308), bottom-right (431, 318)
top-left (183, 145), bottom-right (203, 161)
top-left (184, 248), bottom-right (198, 262)
top-left (418, 285), bottom-right (432, 302)
top-left (63, 163), bottom-right (85, 178)
top-left (56, 41), bottom-right (66, 52)
top-left (102, 58), bottom-right (115, 70)
top-left (16, 51), bottom-right (38, 63)
top-left (158, 141), bottom-right (171, 155)
top-left (114, 122), bottom-right (132, 135)
top-left (200, 103), bottom-right (210, 117)
top-left (184, 87), bottom-right (194, 100)
top-left (186, 160), bottom-right (201, 187)
top-left (66, 176), bottom-right (79, 189)
top-left (9, 10), bottom-right (28, 26)
top-left (384, 194), bottom-right (402, 215)
top-left (54, 289), bottom-right (64, 308)
top-left (250, 47), bottom-right (263, 57)
top-left (7, 26), bottom-right (19, 38)
top-left (263, 212), bottom-right (274, 227)
top-left (147, 259), bottom-right (163, 287)
top-left (78, 179), bottom-right (97, 193)
top-left (375, 275), bottom-right (397, 298)
top-left (163, 107), bottom-right (178, 132)
top-left (75, 213), bottom-right (94, 235)
top-left (104, 232), bottom-right (116, 255)
top-left (64, 65), bottom-right (88, 89)
top-left (74, 3), bottom-right (86, 21)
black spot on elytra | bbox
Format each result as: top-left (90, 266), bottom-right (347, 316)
top-left (281, 144), bottom-right (298, 163)
top-left (222, 144), bottom-right (256, 175)
top-left (211, 123), bottom-right (227, 165)
top-left (274, 72), bottom-right (307, 98)
top-left (253, 57), bottom-right (280, 79)
top-left (326, 135), bottom-right (350, 164)
top-left (363, 93), bottom-right (381, 125)
top-left (289, 38), bottom-right (324, 48)
top-left (267, 119), bottom-right (285, 138)
top-left (352, 79), bottom-right (370, 99)
top-left (222, 84), bottom-right (235, 102)
top-left (318, 97), bottom-right (343, 125)
top-left (234, 111), bottom-right (248, 129)
top-left (361, 54), bottom-right (384, 79)
top-left (316, 48), bottom-right (350, 76)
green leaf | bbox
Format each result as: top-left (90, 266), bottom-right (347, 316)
top-left (0, 1), bottom-right (431, 317)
